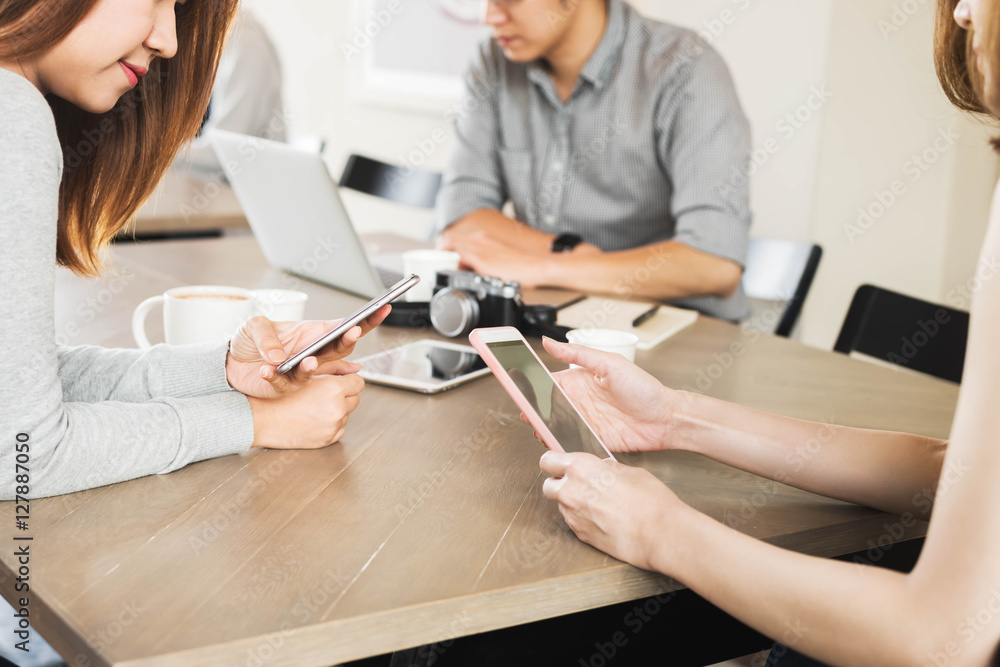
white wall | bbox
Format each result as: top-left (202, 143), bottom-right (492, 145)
top-left (800, 0), bottom-right (997, 348)
top-left (246, 0), bottom-right (998, 349)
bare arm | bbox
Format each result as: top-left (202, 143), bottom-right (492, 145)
top-left (439, 209), bottom-right (559, 255)
top-left (672, 391), bottom-right (947, 519)
top-left (442, 233), bottom-right (741, 301)
top-left (544, 337), bottom-right (947, 520)
top-left (541, 240), bottom-right (742, 301)
top-left (541, 184), bottom-right (1000, 666)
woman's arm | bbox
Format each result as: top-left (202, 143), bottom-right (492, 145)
top-left (672, 391), bottom-right (948, 519)
top-left (57, 342), bottom-right (236, 403)
top-left (540, 185), bottom-right (1000, 666)
top-left (544, 338), bottom-right (948, 519)
top-left (0, 93), bottom-right (254, 500)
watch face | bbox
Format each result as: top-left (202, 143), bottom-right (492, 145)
top-left (431, 0), bottom-right (484, 24)
top-left (553, 234), bottom-right (583, 253)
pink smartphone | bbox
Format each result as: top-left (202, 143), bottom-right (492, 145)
top-left (469, 327), bottom-right (616, 461)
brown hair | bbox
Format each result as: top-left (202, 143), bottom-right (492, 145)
top-left (934, 0), bottom-right (1000, 138)
top-left (0, 0), bottom-right (239, 275)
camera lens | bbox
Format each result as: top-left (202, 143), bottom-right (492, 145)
top-left (430, 288), bottom-right (481, 338)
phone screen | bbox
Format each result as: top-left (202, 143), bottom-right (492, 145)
top-left (362, 342), bottom-right (487, 384)
top-left (277, 275), bottom-right (418, 375)
top-left (486, 340), bottom-right (610, 459)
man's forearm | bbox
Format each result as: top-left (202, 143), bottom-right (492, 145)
top-left (441, 209), bottom-right (556, 254)
top-left (541, 241), bottom-right (742, 301)
top-left (674, 391), bottom-right (947, 518)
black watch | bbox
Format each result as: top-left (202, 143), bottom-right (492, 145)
top-left (551, 233), bottom-right (583, 253)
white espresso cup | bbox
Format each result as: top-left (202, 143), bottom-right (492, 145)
top-left (252, 289), bottom-right (309, 322)
top-left (565, 329), bottom-right (640, 365)
top-left (132, 285), bottom-right (256, 348)
top-left (402, 250), bottom-right (461, 302)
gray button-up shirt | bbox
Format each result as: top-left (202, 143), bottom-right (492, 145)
top-left (436, 0), bottom-right (752, 321)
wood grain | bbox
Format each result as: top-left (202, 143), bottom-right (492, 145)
top-left (0, 235), bottom-right (959, 666)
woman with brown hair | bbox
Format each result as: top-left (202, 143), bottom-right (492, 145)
top-left (533, 0), bottom-right (1000, 664)
top-left (0, 0), bottom-right (388, 502)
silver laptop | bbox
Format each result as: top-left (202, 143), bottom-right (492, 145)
top-left (209, 129), bottom-right (403, 298)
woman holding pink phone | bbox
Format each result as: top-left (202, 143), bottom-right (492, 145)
top-left (535, 2), bottom-right (1000, 663)
top-left (0, 0), bottom-right (389, 502)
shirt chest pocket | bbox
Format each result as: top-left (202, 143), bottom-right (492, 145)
top-left (499, 147), bottom-right (536, 224)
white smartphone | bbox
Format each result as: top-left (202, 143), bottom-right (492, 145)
top-left (469, 327), bottom-right (616, 460)
top-left (277, 275), bottom-right (419, 375)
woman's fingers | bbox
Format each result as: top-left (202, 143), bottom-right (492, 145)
top-left (542, 475), bottom-right (565, 500)
top-left (540, 450), bottom-right (578, 477)
top-left (542, 336), bottom-right (618, 378)
top-left (314, 359), bottom-right (364, 376)
top-left (249, 316), bottom-right (289, 364)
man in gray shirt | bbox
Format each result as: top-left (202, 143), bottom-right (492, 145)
top-left (436, 0), bottom-right (752, 321)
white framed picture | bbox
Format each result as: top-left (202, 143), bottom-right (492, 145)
top-left (348, 0), bottom-right (491, 114)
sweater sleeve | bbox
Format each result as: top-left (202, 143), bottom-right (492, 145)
top-left (0, 70), bottom-right (254, 501)
top-left (57, 342), bottom-right (237, 402)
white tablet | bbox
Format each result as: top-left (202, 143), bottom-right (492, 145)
top-left (353, 340), bottom-right (490, 394)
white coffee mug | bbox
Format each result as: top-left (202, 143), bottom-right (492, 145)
top-left (252, 289), bottom-right (308, 321)
top-left (132, 286), bottom-right (256, 349)
top-left (565, 329), bottom-right (640, 365)
top-left (402, 250), bottom-right (461, 302)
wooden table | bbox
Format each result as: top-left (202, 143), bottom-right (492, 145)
top-left (0, 236), bottom-right (959, 667)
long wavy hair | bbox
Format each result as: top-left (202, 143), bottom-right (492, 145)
top-left (0, 0), bottom-right (239, 275)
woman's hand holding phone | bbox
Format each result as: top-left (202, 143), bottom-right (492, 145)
top-left (225, 306), bottom-right (391, 399)
top-left (247, 373), bottom-right (366, 449)
top-left (538, 337), bottom-right (677, 454)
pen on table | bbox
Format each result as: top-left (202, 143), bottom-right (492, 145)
top-left (631, 305), bottom-right (660, 328)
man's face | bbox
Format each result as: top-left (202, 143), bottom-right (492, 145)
top-left (482, 0), bottom-right (583, 63)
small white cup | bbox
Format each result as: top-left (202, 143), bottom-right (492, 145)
top-left (402, 250), bottom-right (461, 302)
top-left (252, 289), bottom-right (308, 321)
top-left (566, 329), bottom-right (640, 365)
top-left (132, 286), bottom-right (256, 348)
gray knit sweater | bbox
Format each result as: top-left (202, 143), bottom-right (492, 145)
top-left (0, 68), bottom-right (254, 501)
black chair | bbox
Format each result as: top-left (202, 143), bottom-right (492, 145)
top-left (339, 154), bottom-right (443, 209)
top-left (742, 240), bottom-right (823, 338)
top-left (833, 284), bottom-right (969, 383)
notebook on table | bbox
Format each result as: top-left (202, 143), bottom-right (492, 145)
top-left (556, 297), bottom-right (699, 351)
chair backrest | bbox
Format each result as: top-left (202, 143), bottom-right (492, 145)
top-left (742, 239), bottom-right (823, 338)
top-left (339, 154), bottom-right (443, 210)
top-left (833, 284), bottom-right (969, 383)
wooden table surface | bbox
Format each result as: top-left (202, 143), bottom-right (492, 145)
top-left (0, 236), bottom-right (960, 667)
